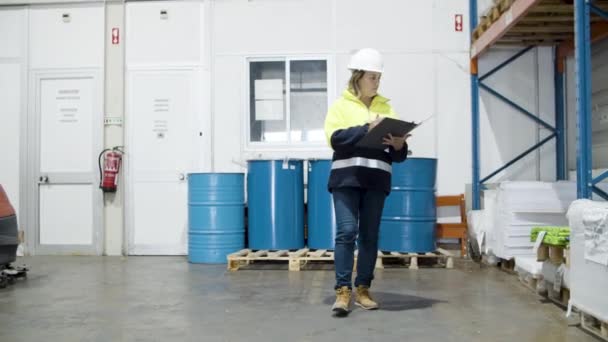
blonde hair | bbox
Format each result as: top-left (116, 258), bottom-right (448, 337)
top-left (347, 70), bottom-right (366, 97)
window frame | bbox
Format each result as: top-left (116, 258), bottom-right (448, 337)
top-left (243, 55), bottom-right (335, 151)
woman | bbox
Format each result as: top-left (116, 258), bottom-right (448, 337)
top-left (324, 48), bottom-right (409, 315)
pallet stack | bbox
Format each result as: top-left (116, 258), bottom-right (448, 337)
top-left (484, 181), bottom-right (576, 263)
top-left (567, 200), bottom-right (608, 341)
top-left (472, 0), bottom-right (514, 40)
top-left (534, 227), bottom-right (571, 307)
top-left (513, 226), bottom-right (571, 306)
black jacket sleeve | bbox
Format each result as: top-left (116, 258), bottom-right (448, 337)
top-left (389, 142), bottom-right (408, 163)
top-left (330, 124), bottom-right (369, 153)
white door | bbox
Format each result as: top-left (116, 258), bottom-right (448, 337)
top-left (31, 71), bottom-right (103, 255)
top-left (127, 69), bottom-right (200, 255)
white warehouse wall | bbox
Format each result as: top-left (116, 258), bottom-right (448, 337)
top-left (0, 0), bottom-right (565, 255)
top-left (0, 8), bottom-right (27, 219)
top-left (592, 40), bottom-right (608, 169)
top-left (211, 0), bottom-right (474, 196)
top-left (435, 52), bottom-right (471, 195)
top-left (104, 2), bottom-right (126, 256)
top-left (434, 1), bottom-right (472, 196)
top-left (29, 4), bottom-right (104, 69)
top-left (211, 0), bottom-right (555, 196)
top-left (474, 0), bottom-right (557, 184)
top-left (125, 0), bottom-right (210, 169)
top-left (478, 46), bottom-right (557, 184)
top-left (566, 39), bottom-right (608, 172)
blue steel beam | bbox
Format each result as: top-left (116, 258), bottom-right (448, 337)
top-left (472, 75), bottom-right (481, 209)
top-left (554, 51), bottom-right (566, 180)
top-left (593, 186), bottom-right (608, 201)
top-left (593, 170), bottom-right (608, 185)
top-left (479, 46), bottom-right (534, 82)
top-left (479, 83), bottom-right (557, 132)
top-left (575, 0), bottom-right (593, 199)
top-left (590, 4), bottom-right (608, 21)
top-left (480, 133), bottom-right (556, 184)
top-left (471, 0), bottom-right (481, 210)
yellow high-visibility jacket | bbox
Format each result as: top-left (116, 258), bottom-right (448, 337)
top-left (324, 90), bottom-right (408, 194)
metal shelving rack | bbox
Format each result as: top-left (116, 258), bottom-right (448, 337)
top-left (469, 0), bottom-right (608, 209)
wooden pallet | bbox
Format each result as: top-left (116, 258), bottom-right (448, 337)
top-left (227, 248), bottom-right (455, 271)
top-left (227, 249), bottom-right (298, 271)
top-left (517, 272), bottom-right (542, 293)
top-left (472, 0), bottom-right (515, 40)
top-left (227, 248), bottom-right (340, 271)
top-left (498, 258), bottom-right (517, 274)
top-left (579, 309), bottom-right (608, 341)
top-left (517, 272), bottom-right (572, 308)
top-left (542, 280), bottom-right (570, 308)
top-left (374, 248), bottom-right (454, 270)
top-left (537, 244), bottom-right (568, 265)
top-left (289, 249), bottom-right (337, 271)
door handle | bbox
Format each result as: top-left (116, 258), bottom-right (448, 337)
top-left (39, 176), bottom-right (49, 183)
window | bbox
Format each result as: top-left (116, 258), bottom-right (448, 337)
top-left (248, 58), bottom-right (328, 145)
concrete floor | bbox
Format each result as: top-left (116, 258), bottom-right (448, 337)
top-left (0, 257), bottom-right (597, 342)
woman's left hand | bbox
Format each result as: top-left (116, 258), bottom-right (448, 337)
top-left (383, 133), bottom-right (411, 151)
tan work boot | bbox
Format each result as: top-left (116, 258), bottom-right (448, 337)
top-left (331, 286), bottom-right (351, 315)
top-left (355, 285), bottom-right (379, 310)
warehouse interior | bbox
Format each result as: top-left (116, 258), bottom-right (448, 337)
top-left (1, 0), bottom-right (607, 341)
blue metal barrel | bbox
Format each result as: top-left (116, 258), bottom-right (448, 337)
top-left (307, 159), bottom-right (336, 250)
top-left (247, 160), bottom-right (304, 250)
top-left (188, 173), bottom-right (245, 263)
top-left (379, 158), bottom-right (437, 252)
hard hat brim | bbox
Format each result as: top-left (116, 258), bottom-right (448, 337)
top-left (347, 66), bottom-right (383, 73)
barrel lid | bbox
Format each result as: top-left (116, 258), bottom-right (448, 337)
top-left (403, 157), bottom-right (438, 161)
top-left (381, 216), bottom-right (436, 222)
top-left (187, 172), bottom-right (244, 175)
top-left (246, 159), bottom-right (304, 162)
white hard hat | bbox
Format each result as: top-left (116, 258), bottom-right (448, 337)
top-left (347, 48), bottom-right (384, 73)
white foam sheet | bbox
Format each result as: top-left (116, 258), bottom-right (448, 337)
top-left (468, 210), bottom-right (487, 253)
top-left (481, 190), bottom-right (498, 255)
top-left (497, 181), bottom-right (577, 213)
top-left (567, 199), bottom-right (608, 321)
top-left (468, 210), bottom-right (484, 239)
top-left (515, 256), bottom-right (543, 276)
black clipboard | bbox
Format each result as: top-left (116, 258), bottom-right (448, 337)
top-left (356, 117), bottom-right (419, 150)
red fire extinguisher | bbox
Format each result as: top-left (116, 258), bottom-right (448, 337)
top-left (98, 147), bottom-right (123, 193)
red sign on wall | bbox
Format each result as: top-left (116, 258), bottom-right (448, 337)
top-left (111, 28), bottom-right (120, 45)
top-left (455, 14), bottom-right (463, 32)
